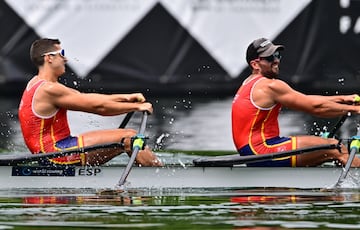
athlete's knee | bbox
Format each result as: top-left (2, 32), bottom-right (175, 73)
top-left (122, 128), bottom-right (137, 137)
top-left (326, 138), bottom-right (348, 155)
top-left (327, 138), bottom-right (339, 144)
top-left (120, 129), bottom-right (138, 152)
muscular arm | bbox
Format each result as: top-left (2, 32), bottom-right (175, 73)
top-left (36, 82), bottom-right (152, 116)
top-left (306, 94), bottom-right (357, 104)
top-left (256, 78), bottom-right (360, 118)
top-left (86, 92), bottom-right (146, 103)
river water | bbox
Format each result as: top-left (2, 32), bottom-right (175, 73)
top-left (1, 95), bottom-right (360, 229)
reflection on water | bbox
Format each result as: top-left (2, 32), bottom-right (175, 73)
top-left (0, 188), bottom-right (360, 229)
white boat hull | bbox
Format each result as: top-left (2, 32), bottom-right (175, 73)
top-left (0, 165), bottom-right (358, 190)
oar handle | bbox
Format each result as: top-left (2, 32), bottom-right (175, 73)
top-left (326, 95), bottom-right (360, 138)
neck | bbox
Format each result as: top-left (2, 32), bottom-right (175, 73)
top-left (37, 69), bottom-right (58, 82)
top-left (243, 74), bottom-right (261, 84)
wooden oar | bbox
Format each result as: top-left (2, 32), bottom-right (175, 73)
top-left (193, 144), bottom-right (339, 167)
top-left (0, 142), bottom-right (124, 166)
top-left (117, 111), bottom-right (148, 187)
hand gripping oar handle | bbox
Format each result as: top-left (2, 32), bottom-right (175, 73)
top-left (332, 96), bottom-right (360, 187)
top-left (117, 111), bottom-right (148, 187)
top-left (325, 95), bottom-right (360, 138)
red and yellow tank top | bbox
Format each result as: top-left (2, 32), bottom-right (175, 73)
top-left (232, 75), bottom-right (281, 150)
top-left (18, 79), bottom-right (71, 153)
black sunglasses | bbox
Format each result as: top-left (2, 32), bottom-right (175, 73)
top-left (260, 51), bottom-right (282, 62)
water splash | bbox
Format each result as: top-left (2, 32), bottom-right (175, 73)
top-left (338, 78), bottom-right (345, 85)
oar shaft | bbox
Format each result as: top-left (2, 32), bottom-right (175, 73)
top-left (335, 138), bottom-right (360, 187)
top-left (117, 112), bottom-right (148, 187)
top-left (327, 113), bottom-right (350, 138)
top-left (338, 147), bottom-right (357, 182)
top-left (119, 112), bottom-right (134, 128)
top-left (193, 144), bottom-right (339, 167)
top-left (0, 143), bottom-right (124, 166)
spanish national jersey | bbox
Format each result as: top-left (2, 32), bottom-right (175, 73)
top-left (231, 75), bottom-right (297, 166)
top-left (232, 75), bottom-right (282, 150)
top-left (18, 79), bottom-right (71, 153)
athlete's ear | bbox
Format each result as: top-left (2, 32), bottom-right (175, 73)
top-left (43, 54), bottom-right (53, 63)
top-left (250, 59), bottom-right (260, 70)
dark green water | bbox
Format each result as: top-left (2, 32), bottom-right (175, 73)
top-left (1, 189), bottom-right (360, 229)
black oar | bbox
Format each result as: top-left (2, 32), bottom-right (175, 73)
top-left (193, 144), bottom-right (339, 167)
top-left (119, 112), bottom-right (134, 128)
top-left (326, 113), bottom-right (350, 138)
top-left (0, 142), bottom-right (124, 166)
top-left (117, 111), bottom-right (148, 187)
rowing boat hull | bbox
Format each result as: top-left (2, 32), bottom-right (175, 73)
top-left (0, 165), bottom-right (357, 190)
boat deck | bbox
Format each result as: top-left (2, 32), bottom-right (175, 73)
top-left (1, 164), bottom-right (358, 191)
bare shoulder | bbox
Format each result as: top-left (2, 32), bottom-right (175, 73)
top-left (264, 78), bottom-right (297, 95)
top-left (253, 78), bottom-right (290, 95)
top-left (267, 78), bottom-right (290, 89)
top-left (41, 81), bottom-right (78, 97)
top-left (252, 78), bottom-right (286, 108)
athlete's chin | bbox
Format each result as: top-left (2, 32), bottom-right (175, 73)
top-left (272, 66), bottom-right (279, 73)
top-left (271, 69), bottom-right (279, 77)
top-left (263, 71), bottom-right (279, 79)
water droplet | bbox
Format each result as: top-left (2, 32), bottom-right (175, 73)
top-left (338, 78), bottom-right (345, 85)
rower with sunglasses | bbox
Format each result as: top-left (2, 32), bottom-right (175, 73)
top-left (231, 38), bottom-right (360, 167)
top-left (18, 38), bottom-right (162, 166)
